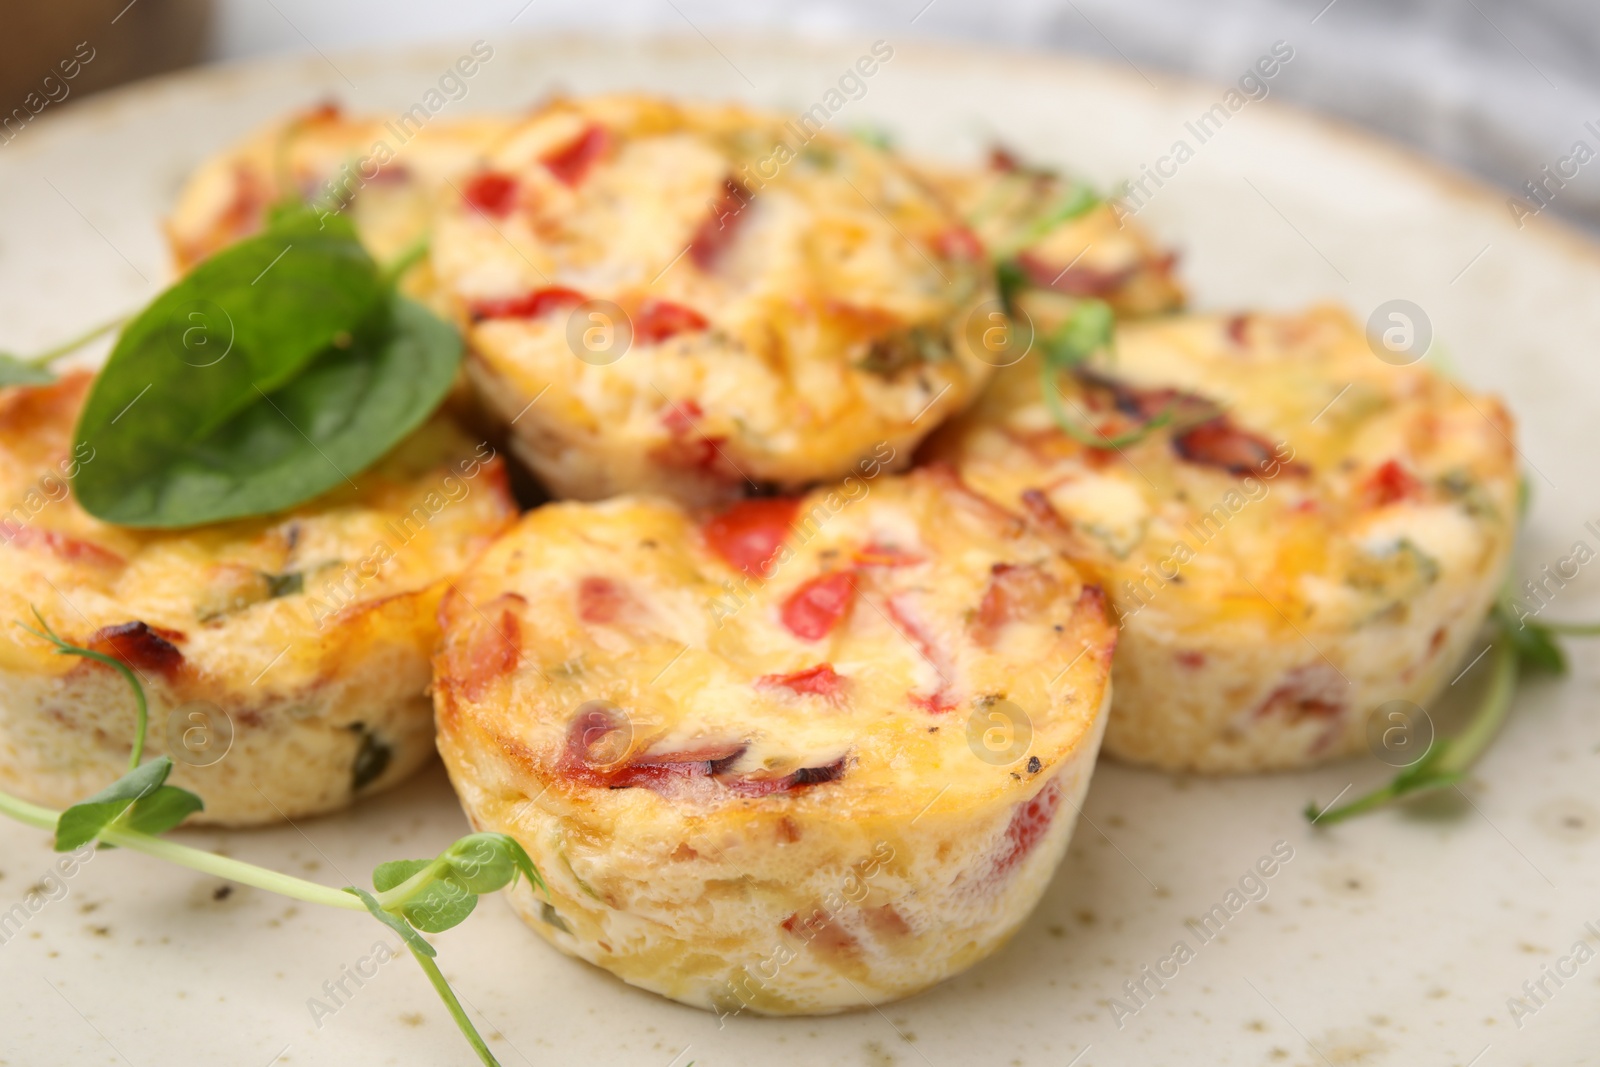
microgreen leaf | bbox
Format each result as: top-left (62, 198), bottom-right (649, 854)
top-left (402, 881), bottom-right (479, 934)
top-left (443, 832), bottom-right (543, 895)
top-left (1041, 298), bottom-right (1115, 371)
top-left (124, 784), bottom-right (205, 837)
top-left (373, 858), bottom-right (434, 892)
top-left (54, 757), bottom-right (173, 851)
top-left (1493, 603), bottom-right (1567, 674)
top-left (346, 886), bottom-right (437, 958)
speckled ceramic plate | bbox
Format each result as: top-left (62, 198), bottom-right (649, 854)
top-left (1, 33), bottom-right (1597, 1067)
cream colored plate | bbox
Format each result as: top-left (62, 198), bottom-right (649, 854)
top-left (1, 34), bottom-right (1596, 1067)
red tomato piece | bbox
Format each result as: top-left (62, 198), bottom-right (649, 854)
top-left (704, 497), bottom-right (801, 576)
top-left (634, 300), bottom-right (709, 344)
top-left (462, 172), bottom-right (519, 217)
top-left (757, 663), bottom-right (846, 699)
top-left (541, 123), bottom-right (611, 186)
top-left (993, 778), bottom-right (1062, 878)
top-left (470, 286), bottom-right (587, 322)
top-left (781, 572), bottom-right (857, 641)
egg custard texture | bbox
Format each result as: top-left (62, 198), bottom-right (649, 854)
top-left (166, 103), bottom-right (510, 310)
top-left (434, 467), bottom-right (1115, 1013)
top-left (0, 374), bottom-right (516, 825)
top-left (926, 305), bottom-right (1518, 772)
top-left (430, 94), bottom-right (999, 506)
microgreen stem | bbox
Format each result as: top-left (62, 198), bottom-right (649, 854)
top-left (19, 314), bottom-right (127, 368)
top-left (1308, 638), bottom-right (1518, 826)
top-left (382, 237), bottom-right (431, 287)
top-left (406, 944), bottom-right (502, 1067)
top-left (0, 786), bottom-right (367, 908)
top-left (1040, 363), bottom-right (1177, 450)
top-left (19, 612), bottom-right (147, 769)
top-left (1534, 619), bottom-right (1600, 636)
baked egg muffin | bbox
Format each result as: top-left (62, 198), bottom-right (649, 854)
top-left (166, 103), bottom-right (510, 310)
top-left (0, 373), bottom-right (516, 825)
top-left (430, 94), bottom-right (998, 506)
top-left (925, 305), bottom-right (1518, 772)
top-left (433, 466), bottom-right (1115, 1013)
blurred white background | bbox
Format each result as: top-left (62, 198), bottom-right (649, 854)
top-left (196, 0), bottom-right (1600, 231)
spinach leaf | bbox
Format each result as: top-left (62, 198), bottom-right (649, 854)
top-left (72, 209), bottom-right (386, 525)
top-left (75, 293), bottom-right (460, 527)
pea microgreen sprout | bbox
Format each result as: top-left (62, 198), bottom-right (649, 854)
top-left (1306, 585), bottom-right (1598, 826)
top-left (0, 609), bottom-right (541, 1066)
top-left (1029, 297), bottom-right (1219, 450)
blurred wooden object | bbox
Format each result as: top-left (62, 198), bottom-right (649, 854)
top-left (0, 0), bottom-right (211, 118)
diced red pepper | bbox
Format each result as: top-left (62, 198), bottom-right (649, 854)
top-left (634, 299), bottom-right (709, 344)
top-left (781, 573), bottom-right (857, 641)
top-left (462, 172), bottom-right (519, 217)
top-left (541, 123), bottom-right (611, 186)
top-left (756, 663), bottom-right (847, 699)
top-left (1361, 459), bottom-right (1424, 508)
top-left (993, 778), bottom-right (1062, 878)
top-left (470, 286), bottom-right (587, 322)
top-left (704, 497), bottom-right (801, 577)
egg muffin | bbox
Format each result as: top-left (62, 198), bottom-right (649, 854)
top-left (925, 305), bottom-right (1518, 772)
top-left (434, 466), bottom-right (1115, 1013)
top-left (0, 373), bottom-right (516, 825)
top-left (430, 94), bottom-right (998, 506)
top-left (166, 103), bottom-right (510, 311)
top-left (913, 146), bottom-right (1185, 319)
